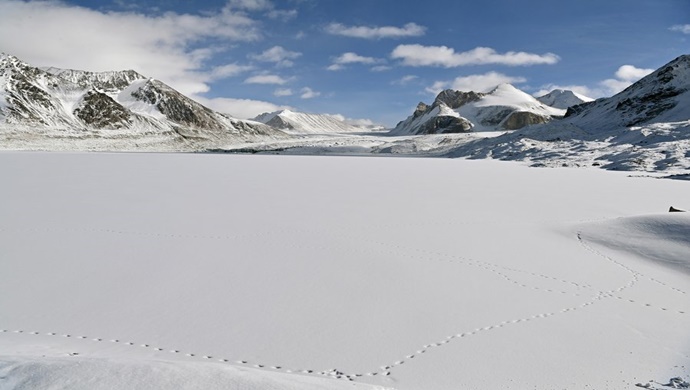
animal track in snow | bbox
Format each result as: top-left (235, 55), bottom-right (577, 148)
top-left (2, 224), bottom-right (686, 383)
top-left (0, 329), bottom-right (362, 382)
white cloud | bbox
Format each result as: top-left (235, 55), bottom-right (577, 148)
top-left (391, 45), bottom-right (560, 67)
top-left (226, 0), bottom-right (296, 22)
top-left (210, 63), bottom-right (254, 80)
top-left (333, 52), bottom-right (381, 65)
top-left (194, 96), bottom-right (290, 119)
top-left (598, 64), bottom-right (653, 95)
top-left (670, 24), bottom-right (690, 34)
top-left (532, 84), bottom-right (596, 99)
top-left (273, 88), bottom-right (293, 97)
top-left (392, 75), bottom-right (418, 85)
top-left (267, 9), bottom-right (297, 21)
top-left (244, 74), bottom-right (291, 85)
top-left (371, 65), bottom-right (392, 72)
top-left (426, 72), bottom-right (527, 95)
top-left (328, 52), bottom-right (384, 71)
top-left (325, 22), bottom-right (426, 39)
top-left (226, 0), bottom-right (273, 11)
top-left (534, 64), bottom-right (655, 98)
top-left (249, 46), bottom-right (301, 67)
top-left (0, 0), bottom-right (261, 96)
top-left (300, 87), bottom-right (320, 99)
top-left (614, 64), bottom-right (654, 81)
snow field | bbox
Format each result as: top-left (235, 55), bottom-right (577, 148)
top-left (0, 151), bottom-right (689, 390)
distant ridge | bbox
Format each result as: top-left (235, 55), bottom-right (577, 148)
top-left (536, 89), bottom-right (593, 109)
top-left (253, 109), bottom-right (382, 134)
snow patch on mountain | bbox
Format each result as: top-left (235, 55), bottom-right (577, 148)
top-left (536, 89), bottom-right (593, 109)
top-left (392, 83), bottom-right (565, 135)
top-left (0, 53), bottom-right (286, 151)
top-left (253, 109), bottom-right (380, 134)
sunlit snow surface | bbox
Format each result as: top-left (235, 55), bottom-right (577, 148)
top-left (1, 152), bottom-right (689, 390)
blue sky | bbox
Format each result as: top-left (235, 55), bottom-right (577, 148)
top-left (0, 0), bottom-right (688, 126)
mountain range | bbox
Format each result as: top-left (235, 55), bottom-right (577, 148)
top-left (391, 83), bottom-right (575, 135)
top-left (1, 52), bottom-right (689, 173)
top-left (253, 110), bottom-right (383, 134)
top-left (0, 53), bottom-right (286, 150)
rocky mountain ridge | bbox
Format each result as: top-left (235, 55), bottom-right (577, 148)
top-left (0, 53), bottom-right (284, 150)
top-left (563, 54), bottom-right (690, 130)
top-left (391, 83), bottom-right (566, 135)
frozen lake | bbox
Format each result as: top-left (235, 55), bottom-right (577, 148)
top-left (1, 151), bottom-right (689, 390)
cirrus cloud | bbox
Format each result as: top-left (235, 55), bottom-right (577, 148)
top-left (669, 24), bottom-right (690, 34)
top-left (327, 52), bottom-right (384, 71)
top-left (325, 22), bottom-right (426, 39)
top-left (244, 74), bottom-right (291, 85)
top-left (391, 45), bottom-right (560, 67)
top-left (249, 46), bottom-right (302, 67)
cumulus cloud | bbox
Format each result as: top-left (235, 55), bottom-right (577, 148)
top-left (426, 72), bottom-right (527, 94)
top-left (614, 64), bottom-right (654, 81)
top-left (300, 87), bottom-right (321, 99)
top-left (325, 22), bottom-right (426, 39)
top-left (327, 52), bottom-right (384, 71)
top-left (244, 74), bottom-right (291, 85)
top-left (320, 114), bottom-right (378, 127)
top-left (534, 64), bottom-right (655, 98)
top-left (193, 96), bottom-right (290, 119)
top-left (670, 24), bottom-right (690, 34)
top-left (391, 45), bottom-right (560, 67)
top-left (0, 0), bottom-right (262, 97)
top-left (598, 64), bottom-right (654, 95)
top-left (249, 46), bottom-right (302, 67)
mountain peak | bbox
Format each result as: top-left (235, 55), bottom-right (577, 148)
top-left (537, 89), bottom-right (593, 109)
top-left (489, 83), bottom-right (520, 94)
top-left (0, 53), bottom-right (284, 145)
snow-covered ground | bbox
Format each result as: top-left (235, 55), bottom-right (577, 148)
top-left (1, 151), bottom-right (689, 390)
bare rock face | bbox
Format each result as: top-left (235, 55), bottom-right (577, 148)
top-left (392, 85), bottom-right (564, 135)
top-left (74, 90), bottom-right (131, 129)
top-left (420, 116), bottom-right (473, 134)
top-left (433, 89), bottom-right (484, 109)
top-left (0, 53), bottom-right (285, 147)
top-left (131, 79), bottom-right (224, 131)
top-left (502, 111), bottom-right (550, 130)
top-left (413, 102), bottom-right (430, 118)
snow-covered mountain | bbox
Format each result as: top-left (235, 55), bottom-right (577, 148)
top-left (563, 54), bottom-right (690, 131)
top-left (392, 83), bottom-right (565, 135)
top-left (536, 89), bottom-right (593, 109)
top-left (253, 109), bottom-right (381, 134)
top-left (434, 54), bottom-right (690, 172)
top-left (0, 53), bottom-right (284, 150)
